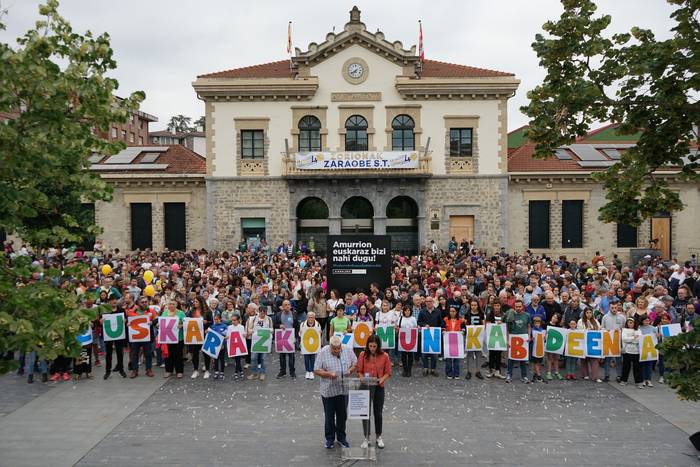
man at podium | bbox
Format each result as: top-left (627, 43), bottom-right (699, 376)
top-left (314, 335), bottom-right (357, 449)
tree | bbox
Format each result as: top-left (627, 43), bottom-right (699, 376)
top-left (522, 0), bottom-right (699, 227)
top-left (658, 317), bottom-right (700, 401)
top-left (167, 114), bottom-right (193, 133)
top-left (193, 115), bottom-right (205, 130)
top-left (0, 0), bottom-right (144, 373)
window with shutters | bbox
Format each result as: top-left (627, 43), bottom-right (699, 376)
top-left (391, 115), bottom-right (415, 150)
top-left (130, 203), bottom-right (152, 250)
top-left (528, 200), bottom-right (550, 249)
top-left (617, 223), bottom-right (637, 248)
top-left (298, 116), bottom-right (321, 152)
top-left (241, 130), bottom-right (264, 159)
top-left (562, 200), bottom-right (584, 248)
top-left (344, 115), bottom-right (368, 151)
top-left (449, 128), bottom-right (473, 156)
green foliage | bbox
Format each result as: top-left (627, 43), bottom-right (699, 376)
top-left (0, 0), bottom-right (142, 372)
top-left (658, 317), bottom-right (700, 401)
top-left (0, 255), bottom-right (102, 373)
top-left (193, 115), bottom-right (205, 130)
top-left (0, 0), bottom-right (144, 247)
top-left (522, 0), bottom-right (699, 226)
top-left (167, 114), bottom-right (193, 133)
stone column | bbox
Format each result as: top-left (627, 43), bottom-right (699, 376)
top-left (373, 216), bottom-right (387, 235)
top-left (152, 202), bottom-right (164, 251)
top-left (289, 217), bottom-right (297, 244)
top-left (417, 215), bottom-right (426, 250)
top-left (329, 216), bottom-right (342, 235)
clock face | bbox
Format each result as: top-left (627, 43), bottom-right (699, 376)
top-left (347, 62), bottom-right (364, 79)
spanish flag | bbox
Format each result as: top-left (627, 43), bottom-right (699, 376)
top-left (287, 21), bottom-right (292, 55)
top-left (418, 20), bottom-right (424, 63)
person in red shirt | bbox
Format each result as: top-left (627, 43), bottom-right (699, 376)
top-left (356, 335), bottom-right (392, 450)
top-left (126, 296), bottom-right (157, 378)
top-left (442, 306), bottom-right (465, 379)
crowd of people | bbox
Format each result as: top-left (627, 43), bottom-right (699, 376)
top-left (7, 239), bottom-right (698, 391)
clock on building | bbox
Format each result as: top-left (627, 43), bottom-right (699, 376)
top-left (342, 57), bottom-right (369, 84)
top-left (347, 62), bottom-right (364, 79)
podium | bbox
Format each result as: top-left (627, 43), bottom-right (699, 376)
top-left (342, 376), bottom-right (379, 461)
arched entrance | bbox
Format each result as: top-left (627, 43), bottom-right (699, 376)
top-left (386, 196), bottom-right (418, 254)
top-left (341, 196), bottom-right (373, 234)
top-left (296, 197), bottom-right (329, 254)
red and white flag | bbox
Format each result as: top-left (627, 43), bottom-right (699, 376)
top-left (287, 21), bottom-right (292, 55)
top-left (418, 20), bottom-right (424, 63)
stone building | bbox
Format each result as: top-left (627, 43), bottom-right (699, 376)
top-left (95, 97), bottom-right (158, 146)
top-left (507, 124), bottom-right (700, 262)
top-left (150, 129), bottom-right (206, 156)
top-left (192, 7), bottom-right (519, 254)
top-left (89, 145), bottom-right (207, 252)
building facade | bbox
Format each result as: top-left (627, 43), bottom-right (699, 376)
top-left (150, 129), bottom-right (206, 156)
top-left (95, 98), bottom-right (158, 146)
top-left (507, 125), bottom-right (700, 262)
top-left (192, 7), bottom-right (519, 254)
top-left (89, 145), bottom-right (207, 252)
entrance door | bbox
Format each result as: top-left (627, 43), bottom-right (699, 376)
top-left (651, 216), bottom-right (671, 258)
top-left (449, 215), bottom-right (474, 244)
top-left (164, 203), bottom-right (186, 251)
top-left (131, 203), bottom-right (152, 250)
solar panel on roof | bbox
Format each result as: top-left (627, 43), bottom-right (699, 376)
top-left (107, 147), bottom-right (142, 164)
top-left (91, 164), bottom-right (169, 171)
top-left (569, 144), bottom-right (607, 161)
top-left (555, 149), bottom-right (572, 160)
top-left (576, 160), bottom-right (615, 168)
top-left (140, 153), bottom-right (160, 163)
top-left (601, 149), bottom-right (621, 160)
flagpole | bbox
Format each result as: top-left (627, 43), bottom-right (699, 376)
top-left (288, 21), bottom-right (293, 74)
top-left (418, 19), bottom-right (424, 72)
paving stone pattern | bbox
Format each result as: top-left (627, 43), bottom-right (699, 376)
top-left (0, 373), bottom-right (53, 418)
top-left (76, 354), bottom-right (698, 466)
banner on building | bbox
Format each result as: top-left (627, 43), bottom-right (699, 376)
top-left (295, 151), bottom-right (419, 170)
top-left (327, 235), bottom-right (391, 296)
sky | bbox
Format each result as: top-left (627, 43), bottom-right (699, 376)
top-left (0, 0), bottom-right (677, 131)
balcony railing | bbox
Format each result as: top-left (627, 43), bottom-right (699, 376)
top-left (282, 150), bottom-right (432, 178)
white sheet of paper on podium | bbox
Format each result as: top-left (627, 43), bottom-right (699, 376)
top-left (347, 389), bottom-right (370, 420)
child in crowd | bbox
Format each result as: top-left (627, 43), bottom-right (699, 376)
top-left (300, 312), bottom-right (322, 380)
top-left (638, 315), bottom-right (656, 387)
top-left (442, 306), bottom-right (464, 379)
top-left (227, 314), bottom-right (246, 380)
top-left (655, 313), bottom-right (671, 384)
top-left (564, 319), bottom-right (578, 380)
top-left (577, 308), bottom-right (602, 382)
top-left (464, 300), bottom-right (485, 380)
top-left (73, 340), bottom-right (93, 381)
top-left (397, 305), bottom-right (417, 377)
top-left (530, 316), bottom-right (545, 382)
top-left (210, 313), bottom-right (228, 380)
top-left (545, 313), bottom-right (563, 381)
top-left (485, 302), bottom-right (506, 379)
top-left (620, 317), bottom-right (643, 389)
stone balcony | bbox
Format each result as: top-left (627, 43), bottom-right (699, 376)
top-left (282, 150), bottom-right (432, 178)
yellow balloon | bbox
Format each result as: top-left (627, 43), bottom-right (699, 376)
top-left (143, 270), bottom-right (154, 283)
top-left (144, 285), bottom-right (155, 297)
top-left (101, 264), bottom-right (112, 276)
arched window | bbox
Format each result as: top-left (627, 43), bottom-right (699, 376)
top-left (391, 115), bottom-right (415, 150)
top-left (298, 116), bottom-right (321, 152)
top-left (344, 115), bottom-right (368, 151)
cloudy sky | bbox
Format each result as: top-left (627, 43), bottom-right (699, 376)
top-left (1, 0), bottom-right (676, 131)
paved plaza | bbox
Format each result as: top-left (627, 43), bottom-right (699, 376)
top-left (0, 355), bottom-right (698, 466)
